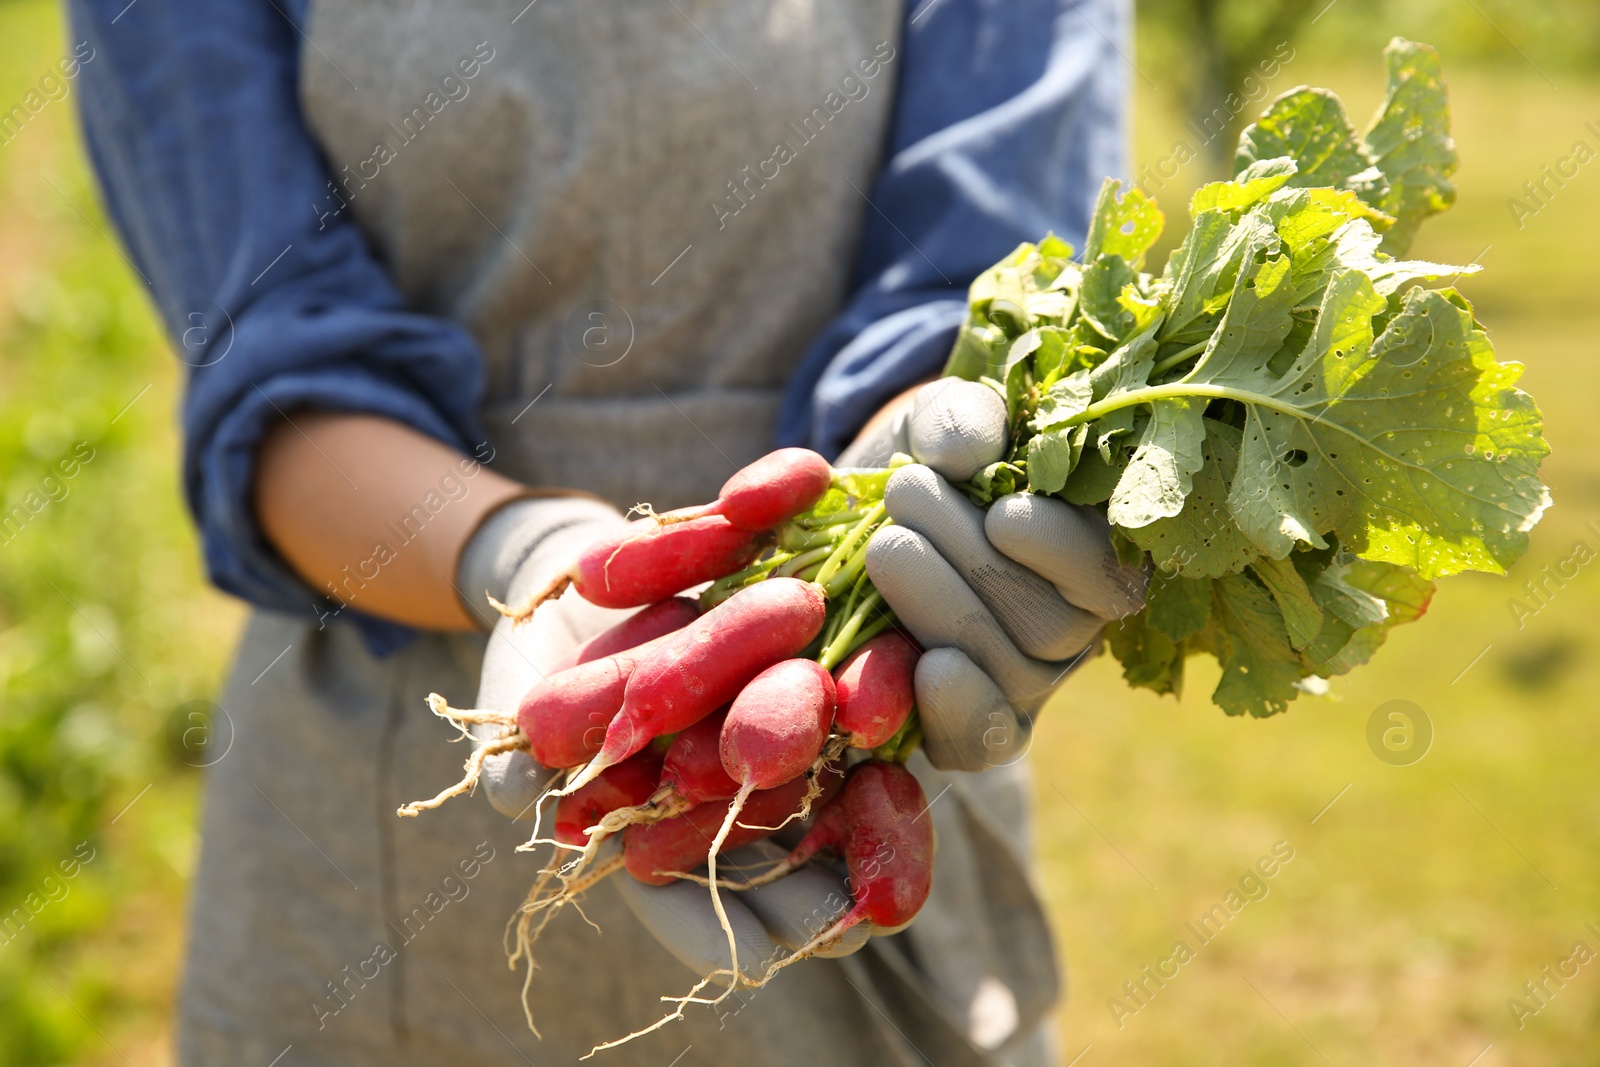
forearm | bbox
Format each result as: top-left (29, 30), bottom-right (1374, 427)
top-left (254, 413), bottom-right (527, 631)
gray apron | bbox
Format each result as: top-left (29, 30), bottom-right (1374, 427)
top-left (177, 3), bottom-right (1060, 1064)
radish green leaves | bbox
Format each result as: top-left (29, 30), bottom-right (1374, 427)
top-left (943, 38), bottom-right (1550, 717)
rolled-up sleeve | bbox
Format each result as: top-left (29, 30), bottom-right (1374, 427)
top-left (70, 0), bottom-right (486, 652)
top-left (779, 0), bottom-right (1130, 457)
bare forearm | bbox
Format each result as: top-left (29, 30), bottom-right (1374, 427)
top-left (254, 414), bottom-right (527, 630)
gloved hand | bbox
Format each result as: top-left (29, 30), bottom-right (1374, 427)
top-left (458, 495), bottom-right (869, 976)
top-left (614, 841), bottom-right (870, 984)
top-left (458, 494), bottom-right (635, 820)
top-left (847, 379), bottom-right (1148, 771)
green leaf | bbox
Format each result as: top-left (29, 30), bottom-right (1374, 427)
top-left (1145, 573), bottom-right (1213, 642)
top-left (1123, 421), bottom-right (1262, 579)
top-left (1081, 255), bottom-right (1135, 341)
top-left (1036, 231), bottom-right (1076, 261)
top-left (1214, 273), bottom-right (1550, 577)
top-left (1028, 326), bottom-right (1071, 389)
top-left (1235, 88), bottom-right (1388, 204)
top-left (1364, 38), bottom-right (1459, 255)
top-left (1108, 397), bottom-right (1206, 529)
top-left (1060, 446), bottom-right (1123, 506)
top-left (1344, 556), bottom-right (1435, 626)
top-left (1003, 330), bottom-right (1044, 420)
top-left (945, 312), bottom-right (1009, 380)
top-left (1189, 156), bottom-right (1299, 216)
top-left (1298, 558), bottom-right (1433, 677)
top-left (966, 461), bottom-right (1027, 505)
top-left (1159, 209), bottom-right (1243, 343)
top-left (1090, 319), bottom-right (1162, 402)
top-left (1084, 179), bottom-right (1165, 268)
top-left (1184, 239), bottom-right (1298, 385)
top-left (1094, 406), bottom-right (1142, 464)
top-left (1249, 555), bottom-right (1324, 650)
top-left (1210, 574), bottom-right (1305, 717)
top-left (1035, 371), bottom-right (1095, 431)
top-left (1027, 428), bottom-right (1077, 496)
top-left (1107, 613), bottom-right (1184, 696)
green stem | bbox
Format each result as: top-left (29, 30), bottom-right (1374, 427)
top-left (893, 718), bottom-right (923, 764)
top-left (820, 577), bottom-right (864, 652)
top-left (818, 589), bottom-right (884, 670)
top-left (780, 524), bottom-right (839, 552)
top-left (795, 509), bottom-right (866, 529)
top-left (1067, 381), bottom-right (1304, 427)
top-left (870, 710), bottom-right (919, 762)
top-left (850, 611), bottom-right (894, 648)
top-left (1149, 338), bottom-right (1208, 379)
top-left (813, 502), bottom-right (886, 589)
top-left (775, 545), bottom-right (833, 578)
top-left (823, 546), bottom-right (870, 599)
top-left (700, 552), bottom-right (791, 608)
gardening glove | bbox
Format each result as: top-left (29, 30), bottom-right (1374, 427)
top-left (458, 495), bottom-right (633, 820)
top-left (615, 841), bottom-right (869, 986)
top-left (856, 379), bottom-right (1147, 771)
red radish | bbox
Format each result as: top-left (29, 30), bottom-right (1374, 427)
top-left (742, 761), bottom-right (935, 978)
top-left (496, 515), bottom-right (764, 624)
top-left (550, 597), bottom-right (700, 673)
top-left (658, 708), bottom-right (741, 807)
top-left (583, 708), bottom-right (740, 844)
top-left (719, 659), bottom-right (836, 791)
top-left (559, 578), bottom-right (827, 793)
top-left (706, 448), bottom-right (834, 531)
top-left (622, 766), bottom-right (842, 887)
top-left (838, 761), bottom-right (935, 929)
top-left (516, 767), bottom-right (844, 958)
top-left (552, 749), bottom-right (663, 846)
top-left (704, 658), bottom-right (837, 989)
top-left (517, 626), bottom-right (685, 769)
top-left (832, 631), bottom-right (918, 749)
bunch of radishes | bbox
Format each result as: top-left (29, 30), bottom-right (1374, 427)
top-left (406, 448), bottom-right (936, 1038)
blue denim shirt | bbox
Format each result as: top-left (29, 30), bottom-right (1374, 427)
top-left (69, 0), bottom-right (1126, 653)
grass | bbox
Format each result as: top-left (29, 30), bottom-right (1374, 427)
top-left (0, 2), bottom-right (1595, 1063)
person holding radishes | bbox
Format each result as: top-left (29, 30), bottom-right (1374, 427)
top-left (71, 0), bottom-right (1133, 1062)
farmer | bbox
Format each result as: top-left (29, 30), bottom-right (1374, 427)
top-left (72, 0), bottom-right (1138, 1063)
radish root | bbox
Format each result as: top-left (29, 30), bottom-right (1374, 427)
top-left (591, 783), bottom-right (693, 837)
top-left (753, 911), bottom-right (863, 986)
top-left (508, 851), bottom-right (627, 1037)
top-left (701, 783), bottom-right (755, 1015)
top-left (397, 695), bottom-right (524, 817)
top-left (628, 502), bottom-right (704, 527)
top-left (397, 733), bottom-right (522, 816)
top-left (489, 570), bottom-right (572, 628)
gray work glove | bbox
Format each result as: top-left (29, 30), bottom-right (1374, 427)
top-left (848, 380), bottom-right (1148, 772)
top-left (458, 498), bottom-right (869, 976)
top-left (458, 495), bottom-right (635, 820)
top-left (614, 842), bottom-right (868, 986)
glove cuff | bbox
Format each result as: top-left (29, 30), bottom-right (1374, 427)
top-left (455, 494), bottom-right (625, 628)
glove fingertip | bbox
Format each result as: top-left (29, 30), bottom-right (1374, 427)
top-left (908, 380), bottom-right (1008, 483)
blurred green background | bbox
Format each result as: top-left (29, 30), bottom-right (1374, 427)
top-left (0, 0), bottom-right (1595, 1063)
